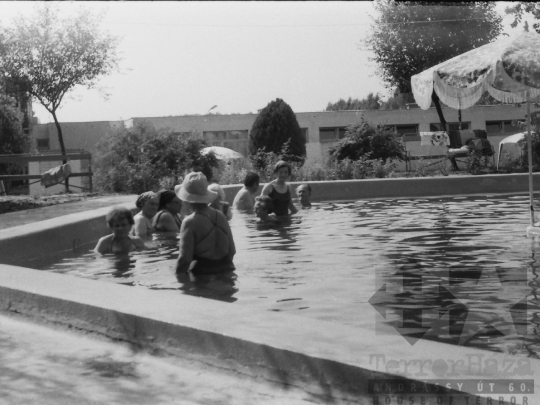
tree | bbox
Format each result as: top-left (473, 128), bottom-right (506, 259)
top-left (328, 117), bottom-right (405, 162)
top-left (326, 94), bottom-right (382, 111)
top-left (249, 98), bottom-right (306, 159)
top-left (505, 2), bottom-right (540, 33)
top-left (325, 91), bottom-right (417, 111)
top-left (0, 4), bottom-right (120, 191)
top-left (364, 1), bottom-right (503, 130)
top-left (94, 121), bottom-right (219, 194)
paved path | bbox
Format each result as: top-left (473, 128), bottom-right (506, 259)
top-left (0, 313), bottom-right (326, 405)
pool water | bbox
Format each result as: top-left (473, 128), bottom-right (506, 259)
top-left (42, 194), bottom-right (540, 357)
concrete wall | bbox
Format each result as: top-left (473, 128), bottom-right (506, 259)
top-left (32, 121), bottom-right (124, 156)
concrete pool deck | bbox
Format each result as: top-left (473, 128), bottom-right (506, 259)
top-left (2, 175), bottom-right (540, 404)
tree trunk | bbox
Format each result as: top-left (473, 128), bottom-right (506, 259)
top-left (51, 110), bottom-right (70, 192)
top-left (431, 91), bottom-right (459, 170)
top-left (431, 91), bottom-right (447, 131)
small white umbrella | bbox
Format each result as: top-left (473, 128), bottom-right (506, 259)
top-left (201, 146), bottom-right (244, 161)
top-left (411, 32), bottom-right (540, 231)
top-left (497, 132), bottom-right (528, 170)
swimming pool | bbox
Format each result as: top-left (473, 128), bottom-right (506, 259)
top-left (42, 194), bottom-right (540, 357)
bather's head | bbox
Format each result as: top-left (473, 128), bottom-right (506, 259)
top-left (296, 184), bottom-right (312, 206)
top-left (254, 195), bottom-right (273, 220)
top-left (106, 206), bottom-right (135, 237)
top-left (244, 172), bottom-right (260, 194)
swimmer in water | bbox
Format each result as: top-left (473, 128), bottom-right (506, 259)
top-left (296, 183), bottom-right (312, 207)
top-left (131, 191), bottom-right (159, 238)
top-left (175, 172), bottom-right (236, 275)
top-left (254, 195), bottom-right (277, 222)
top-left (261, 160), bottom-right (298, 216)
top-left (232, 172), bottom-right (260, 211)
top-left (208, 183), bottom-right (233, 221)
top-left (95, 207), bottom-right (146, 254)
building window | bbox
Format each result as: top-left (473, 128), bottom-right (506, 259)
top-left (319, 127), bottom-right (348, 143)
top-left (36, 139), bottom-right (49, 149)
top-left (485, 120), bottom-right (519, 135)
top-left (384, 124), bottom-right (419, 136)
top-left (430, 122), bottom-right (470, 131)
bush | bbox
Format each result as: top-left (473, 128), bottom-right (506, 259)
top-left (93, 121), bottom-right (219, 194)
top-left (328, 117), bottom-right (405, 163)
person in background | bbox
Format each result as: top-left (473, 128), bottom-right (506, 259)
top-left (153, 189), bottom-right (183, 233)
top-left (208, 183), bottom-right (233, 221)
top-left (175, 172), bottom-right (236, 275)
top-left (261, 161), bottom-right (298, 216)
top-left (254, 195), bottom-right (277, 223)
top-left (131, 191), bottom-right (159, 238)
top-left (95, 206), bottom-right (146, 254)
top-left (296, 184), bottom-right (312, 207)
top-left (232, 172), bottom-right (260, 211)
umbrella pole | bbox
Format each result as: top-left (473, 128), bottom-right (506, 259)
top-left (528, 90), bottom-right (535, 226)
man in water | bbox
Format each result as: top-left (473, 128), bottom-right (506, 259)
top-left (175, 172), bottom-right (236, 274)
top-left (296, 183), bottom-right (312, 207)
top-left (232, 172), bottom-right (260, 211)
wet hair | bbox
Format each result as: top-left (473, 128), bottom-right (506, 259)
top-left (255, 195), bottom-right (274, 213)
top-left (157, 190), bottom-right (177, 211)
top-left (106, 206), bottom-right (134, 227)
top-left (297, 184), bottom-right (312, 193)
top-left (273, 160), bottom-right (291, 175)
top-left (244, 172), bottom-right (260, 188)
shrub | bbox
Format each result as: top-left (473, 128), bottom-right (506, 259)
top-left (328, 117), bottom-right (405, 163)
top-left (94, 121), bottom-right (219, 194)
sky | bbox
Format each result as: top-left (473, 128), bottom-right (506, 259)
top-left (0, 1), bottom-right (529, 124)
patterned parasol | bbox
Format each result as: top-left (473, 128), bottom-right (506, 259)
top-left (411, 32), bottom-right (540, 110)
top-left (411, 32), bottom-right (540, 229)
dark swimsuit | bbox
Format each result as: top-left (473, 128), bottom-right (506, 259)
top-left (154, 210), bottom-right (182, 231)
top-left (268, 184), bottom-right (291, 216)
top-left (108, 235), bottom-right (138, 254)
top-left (191, 210), bottom-right (234, 274)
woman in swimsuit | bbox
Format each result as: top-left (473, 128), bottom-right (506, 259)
top-left (261, 160), bottom-right (298, 216)
top-left (95, 207), bottom-right (146, 254)
top-left (175, 172), bottom-right (236, 275)
top-left (153, 190), bottom-right (183, 233)
top-left (131, 191), bottom-right (159, 238)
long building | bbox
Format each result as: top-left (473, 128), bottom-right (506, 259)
top-left (31, 103), bottom-right (536, 167)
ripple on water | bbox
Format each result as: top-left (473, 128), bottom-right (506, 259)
top-left (41, 194), bottom-right (540, 357)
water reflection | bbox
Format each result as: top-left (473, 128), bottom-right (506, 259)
top-left (42, 194), bottom-right (540, 356)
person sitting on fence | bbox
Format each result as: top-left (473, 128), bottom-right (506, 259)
top-left (232, 172), bottom-right (260, 211)
top-left (131, 191), bottom-right (159, 238)
top-left (208, 183), bottom-right (233, 221)
top-left (153, 190), bottom-right (183, 233)
top-left (95, 207), bottom-right (146, 254)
